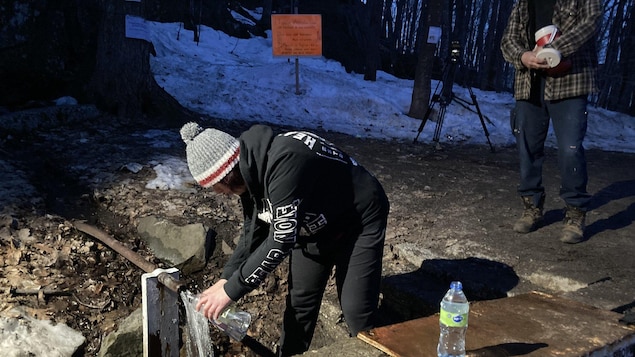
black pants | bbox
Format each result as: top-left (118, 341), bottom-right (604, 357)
top-left (278, 218), bottom-right (387, 356)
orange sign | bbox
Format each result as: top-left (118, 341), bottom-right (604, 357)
top-left (271, 14), bottom-right (322, 57)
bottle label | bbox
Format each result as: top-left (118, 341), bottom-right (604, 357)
top-left (439, 308), bottom-right (468, 327)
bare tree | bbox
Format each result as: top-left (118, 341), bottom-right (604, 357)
top-left (381, 0), bottom-right (418, 78)
top-left (487, 0), bottom-right (514, 92)
top-left (408, 0), bottom-right (443, 120)
top-left (0, 0), bottom-right (197, 126)
top-left (299, 0), bottom-right (366, 74)
top-left (363, 0), bottom-right (383, 81)
top-left (597, 0), bottom-right (635, 114)
top-left (87, 0), bottom-right (194, 125)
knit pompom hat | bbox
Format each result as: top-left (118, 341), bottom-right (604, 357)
top-left (180, 122), bottom-right (240, 188)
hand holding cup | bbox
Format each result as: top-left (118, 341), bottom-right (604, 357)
top-left (534, 25), bottom-right (571, 75)
top-left (535, 25), bottom-right (561, 68)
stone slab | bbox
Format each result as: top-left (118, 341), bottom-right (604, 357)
top-left (0, 307), bottom-right (85, 357)
top-left (358, 291), bottom-right (635, 357)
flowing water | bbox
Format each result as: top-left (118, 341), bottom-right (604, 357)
top-left (181, 290), bottom-right (215, 357)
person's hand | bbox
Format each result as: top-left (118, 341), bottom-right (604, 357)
top-left (195, 279), bottom-right (233, 321)
top-left (521, 50), bottom-right (551, 70)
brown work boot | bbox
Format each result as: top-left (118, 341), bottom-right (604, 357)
top-left (561, 205), bottom-right (586, 244)
top-left (513, 195), bottom-right (544, 233)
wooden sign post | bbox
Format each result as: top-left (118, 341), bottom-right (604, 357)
top-left (271, 14), bottom-right (322, 94)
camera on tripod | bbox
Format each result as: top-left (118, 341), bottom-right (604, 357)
top-left (413, 39), bottom-right (494, 152)
top-left (439, 41), bottom-right (461, 105)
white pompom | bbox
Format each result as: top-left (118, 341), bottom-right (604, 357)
top-left (180, 122), bottom-right (203, 142)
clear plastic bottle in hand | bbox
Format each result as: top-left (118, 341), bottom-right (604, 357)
top-left (192, 293), bottom-right (252, 341)
top-left (213, 305), bottom-right (251, 341)
top-left (437, 281), bottom-right (469, 357)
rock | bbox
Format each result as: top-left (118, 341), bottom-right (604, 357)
top-left (54, 96), bottom-right (78, 106)
top-left (0, 214), bottom-right (17, 229)
top-left (0, 104), bottom-right (101, 133)
top-left (99, 308), bottom-right (143, 357)
top-left (137, 215), bottom-right (214, 274)
top-left (0, 307), bottom-right (86, 357)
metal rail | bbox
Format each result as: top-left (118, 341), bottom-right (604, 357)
top-left (72, 220), bottom-right (184, 293)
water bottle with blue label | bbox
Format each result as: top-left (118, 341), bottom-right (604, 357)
top-left (437, 281), bottom-right (469, 357)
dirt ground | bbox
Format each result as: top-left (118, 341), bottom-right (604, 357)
top-left (1, 113), bottom-right (634, 356)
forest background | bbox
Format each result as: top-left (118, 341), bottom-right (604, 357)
top-left (0, 0), bottom-right (633, 126)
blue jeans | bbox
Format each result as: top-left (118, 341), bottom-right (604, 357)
top-left (512, 93), bottom-right (591, 210)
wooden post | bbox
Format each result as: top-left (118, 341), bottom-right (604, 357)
top-left (142, 268), bottom-right (181, 357)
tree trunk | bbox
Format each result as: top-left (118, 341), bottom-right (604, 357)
top-left (0, 0), bottom-right (95, 110)
top-left (408, 0), bottom-right (442, 120)
top-left (86, 0), bottom-right (196, 126)
top-left (490, 0), bottom-right (514, 92)
top-left (616, 0), bottom-right (635, 115)
top-left (0, 0), bottom-right (197, 127)
top-left (478, 0), bottom-right (501, 91)
top-left (258, 0), bottom-right (273, 29)
top-left (363, 0), bottom-right (382, 81)
top-left (300, 0), bottom-right (365, 74)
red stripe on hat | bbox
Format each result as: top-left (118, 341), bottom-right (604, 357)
top-left (199, 147), bottom-right (240, 187)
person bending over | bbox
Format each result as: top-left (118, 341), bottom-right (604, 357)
top-left (180, 122), bottom-right (389, 355)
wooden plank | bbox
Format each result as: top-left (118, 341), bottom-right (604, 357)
top-left (358, 317), bottom-right (439, 356)
top-left (359, 291), bottom-right (635, 357)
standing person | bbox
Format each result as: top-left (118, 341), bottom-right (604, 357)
top-left (180, 122), bottom-right (389, 356)
top-left (500, 0), bottom-right (602, 244)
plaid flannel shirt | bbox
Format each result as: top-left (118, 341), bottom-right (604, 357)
top-left (500, 0), bottom-right (602, 101)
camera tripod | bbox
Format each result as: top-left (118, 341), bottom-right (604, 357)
top-left (413, 57), bottom-right (494, 153)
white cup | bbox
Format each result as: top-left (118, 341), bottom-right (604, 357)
top-left (535, 25), bottom-right (560, 47)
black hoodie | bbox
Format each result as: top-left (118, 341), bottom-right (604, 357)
top-left (221, 125), bottom-right (389, 300)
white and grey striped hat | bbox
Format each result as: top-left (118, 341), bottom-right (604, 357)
top-left (180, 122), bottom-right (240, 187)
